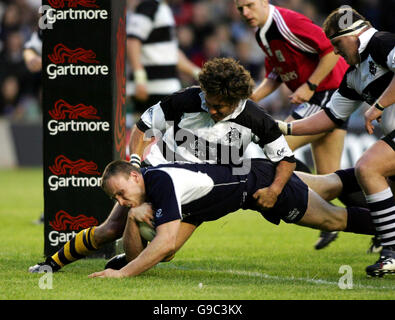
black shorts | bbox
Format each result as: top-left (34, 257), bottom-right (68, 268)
top-left (382, 129), bottom-right (395, 151)
top-left (291, 89), bottom-right (348, 130)
top-left (245, 160), bottom-right (309, 225)
top-left (382, 130), bottom-right (395, 182)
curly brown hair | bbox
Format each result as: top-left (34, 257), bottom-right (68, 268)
top-left (198, 57), bottom-right (255, 105)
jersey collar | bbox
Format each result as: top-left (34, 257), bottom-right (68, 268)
top-left (358, 27), bottom-right (378, 55)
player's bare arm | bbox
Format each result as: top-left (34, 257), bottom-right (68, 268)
top-left (364, 75), bottom-right (395, 134)
top-left (89, 219), bottom-right (181, 278)
top-left (253, 159), bottom-right (296, 209)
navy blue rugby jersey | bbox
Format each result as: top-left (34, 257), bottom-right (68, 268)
top-left (141, 160), bottom-right (308, 228)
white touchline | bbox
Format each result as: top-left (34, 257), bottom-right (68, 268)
top-left (156, 264), bottom-right (395, 290)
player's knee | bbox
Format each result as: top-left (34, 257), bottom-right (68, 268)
top-left (355, 157), bottom-right (374, 181)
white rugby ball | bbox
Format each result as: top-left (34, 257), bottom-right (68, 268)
top-left (138, 222), bottom-right (156, 241)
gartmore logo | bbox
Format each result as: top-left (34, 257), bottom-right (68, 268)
top-left (47, 44), bottom-right (108, 79)
top-left (39, 1), bottom-right (108, 30)
top-left (48, 209), bottom-right (98, 246)
top-left (48, 0), bottom-right (99, 8)
top-left (50, 210), bottom-right (98, 231)
top-left (48, 155), bottom-right (101, 191)
top-left (48, 99), bottom-right (110, 135)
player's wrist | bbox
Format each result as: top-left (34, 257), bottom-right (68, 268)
top-left (374, 102), bottom-right (385, 111)
top-left (130, 154), bottom-right (141, 168)
top-left (276, 120), bottom-right (292, 135)
top-left (134, 69), bottom-right (147, 85)
top-left (306, 80), bottom-right (318, 92)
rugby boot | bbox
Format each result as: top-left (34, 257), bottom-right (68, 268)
top-left (105, 253), bottom-right (128, 270)
top-left (314, 231), bottom-right (338, 250)
top-left (366, 248), bottom-right (395, 277)
top-left (29, 257), bottom-right (61, 273)
top-left (366, 235), bottom-right (383, 254)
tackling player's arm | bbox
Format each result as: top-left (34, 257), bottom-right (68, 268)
top-left (251, 107), bottom-right (297, 208)
top-left (129, 124), bottom-right (155, 162)
top-left (277, 109), bottom-right (337, 136)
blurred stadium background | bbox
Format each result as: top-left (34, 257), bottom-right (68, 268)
top-left (0, 0), bottom-right (393, 168)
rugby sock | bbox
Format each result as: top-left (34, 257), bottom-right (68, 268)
top-left (50, 226), bottom-right (99, 268)
top-left (345, 207), bottom-right (376, 235)
top-left (335, 168), bottom-right (367, 208)
top-left (365, 188), bottom-right (395, 248)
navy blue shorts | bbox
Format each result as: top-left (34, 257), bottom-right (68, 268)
top-left (291, 89), bottom-right (348, 130)
top-left (245, 160), bottom-right (309, 225)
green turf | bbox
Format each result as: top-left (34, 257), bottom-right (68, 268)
top-left (1, 168), bottom-right (395, 300)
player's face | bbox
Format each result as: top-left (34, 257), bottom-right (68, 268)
top-left (235, 0), bottom-right (269, 27)
top-left (205, 94), bottom-right (238, 122)
top-left (105, 172), bottom-right (145, 208)
top-left (331, 35), bottom-right (360, 65)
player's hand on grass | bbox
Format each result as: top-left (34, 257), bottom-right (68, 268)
top-left (88, 268), bottom-right (125, 278)
top-left (253, 187), bottom-right (278, 210)
top-left (129, 202), bottom-right (154, 228)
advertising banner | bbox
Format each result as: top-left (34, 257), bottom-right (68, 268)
top-left (42, 0), bottom-right (126, 257)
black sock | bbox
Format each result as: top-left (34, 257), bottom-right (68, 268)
top-left (344, 206), bottom-right (376, 235)
top-left (335, 168), bottom-right (367, 208)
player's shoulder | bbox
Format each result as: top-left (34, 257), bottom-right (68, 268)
top-left (274, 6), bottom-right (313, 25)
top-left (365, 31), bottom-right (395, 67)
top-left (160, 86), bottom-right (202, 113)
top-left (237, 100), bottom-right (273, 122)
top-left (135, 0), bottom-right (160, 18)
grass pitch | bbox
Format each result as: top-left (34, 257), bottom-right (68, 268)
top-left (1, 168), bottom-right (395, 301)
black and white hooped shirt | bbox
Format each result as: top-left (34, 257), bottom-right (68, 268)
top-left (324, 28), bottom-right (395, 135)
top-left (126, 0), bottom-right (181, 95)
top-left (136, 86), bottom-right (295, 166)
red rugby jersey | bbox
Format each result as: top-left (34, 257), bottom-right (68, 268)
top-left (256, 5), bottom-right (348, 92)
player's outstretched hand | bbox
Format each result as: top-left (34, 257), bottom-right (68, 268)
top-left (88, 268), bottom-right (125, 278)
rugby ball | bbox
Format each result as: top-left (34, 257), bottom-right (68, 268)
top-left (138, 222), bottom-right (156, 242)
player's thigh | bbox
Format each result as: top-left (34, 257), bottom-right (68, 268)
top-left (311, 128), bottom-right (346, 174)
top-left (356, 139), bottom-right (395, 178)
top-left (296, 189), bottom-right (346, 231)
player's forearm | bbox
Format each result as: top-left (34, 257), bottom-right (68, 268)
top-left (250, 78), bottom-right (282, 102)
top-left (308, 51), bottom-right (339, 86)
top-left (122, 213), bottom-right (146, 262)
top-left (129, 124), bottom-right (153, 158)
top-left (177, 49), bottom-right (200, 79)
top-left (376, 74), bottom-right (395, 108)
top-left (269, 160), bottom-right (296, 196)
top-left (289, 110), bottom-right (337, 135)
top-left (119, 222), bottom-right (179, 277)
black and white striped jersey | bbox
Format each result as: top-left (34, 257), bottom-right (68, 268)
top-left (24, 30), bottom-right (42, 55)
top-left (126, 0), bottom-right (181, 95)
top-left (136, 86), bottom-right (295, 166)
top-left (324, 28), bottom-right (395, 135)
